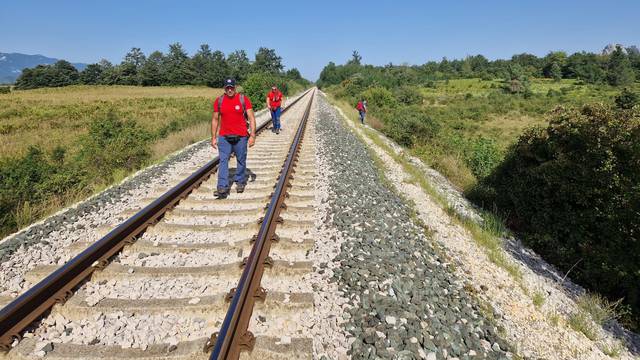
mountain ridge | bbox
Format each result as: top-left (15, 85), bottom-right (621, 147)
top-left (0, 52), bottom-right (87, 84)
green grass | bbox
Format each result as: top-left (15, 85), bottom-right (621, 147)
top-left (576, 293), bottom-right (626, 326)
top-left (364, 78), bottom-right (640, 191)
top-left (532, 290), bottom-right (546, 309)
top-left (547, 311), bottom-right (561, 327)
top-left (568, 311), bottom-right (599, 341)
top-left (600, 341), bottom-right (623, 358)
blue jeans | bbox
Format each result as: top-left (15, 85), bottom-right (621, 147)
top-left (359, 110), bottom-right (366, 123)
top-left (271, 107), bottom-right (282, 130)
top-left (217, 135), bottom-right (248, 189)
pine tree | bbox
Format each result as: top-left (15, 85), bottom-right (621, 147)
top-left (139, 51), bottom-right (165, 86)
top-left (164, 43), bottom-right (195, 85)
top-left (253, 47), bottom-right (283, 74)
top-left (607, 46), bottom-right (636, 86)
top-left (227, 50), bottom-right (250, 82)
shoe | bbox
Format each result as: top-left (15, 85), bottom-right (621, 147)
top-left (236, 183), bottom-right (246, 193)
top-left (214, 187), bottom-right (229, 199)
top-left (276, 129), bottom-right (280, 134)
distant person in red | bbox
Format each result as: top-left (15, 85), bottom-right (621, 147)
top-left (356, 99), bottom-right (367, 124)
top-left (267, 85), bottom-right (285, 134)
top-left (211, 78), bottom-right (256, 198)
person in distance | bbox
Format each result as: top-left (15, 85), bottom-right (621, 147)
top-left (356, 98), bottom-right (367, 124)
top-left (267, 85), bottom-right (285, 134)
top-left (211, 78), bottom-right (256, 198)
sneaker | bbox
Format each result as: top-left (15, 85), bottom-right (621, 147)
top-left (276, 128), bottom-right (280, 134)
top-left (236, 183), bottom-right (246, 193)
top-left (214, 187), bottom-right (229, 199)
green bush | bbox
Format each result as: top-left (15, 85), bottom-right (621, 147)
top-left (360, 86), bottom-right (397, 110)
top-left (547, 89), bottom-right (561, 97)
top-left (0, 146), bottom-right (81, 233)
top-left (470, 104), bottom-right (640, 330)
top-left (77, 112), bottom-right (151, 181)
top-left (615, 88), bottom-right (638, 110)
top-left (380, 106), bottom-right (439, 147)
top-left (0, 86), bottom-right (10, 94)
top-left (240, 72), bottom-right (302, 111)
top-left (465, 137), bottom-right (502, 179)
top-left (341, 74), bottom-right (368, 98)
top-left (394, 86), bottom-right (423, 105)
top-left (241, 72), bottom-right (279, 111)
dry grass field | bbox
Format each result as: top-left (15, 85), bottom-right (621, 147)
top-left (0, 85), bottom-right (223, 237)
top-left (0, 85), bottom-right (222, 158)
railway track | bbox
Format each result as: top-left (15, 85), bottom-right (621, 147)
top-left (1, 89), bottom-right (318, 359)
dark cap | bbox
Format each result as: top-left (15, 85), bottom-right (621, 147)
top-left (224, 79), bottom-right (236, 88)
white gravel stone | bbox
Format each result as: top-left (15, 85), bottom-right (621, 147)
top-left (385, 315), bottom-right (397, 325)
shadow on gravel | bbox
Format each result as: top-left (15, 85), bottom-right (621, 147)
top-left (228, 168), bottom-right (257, 184)
top-left (502, 236), bottom-right (640, 355)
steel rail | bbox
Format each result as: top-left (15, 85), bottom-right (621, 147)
top-left (209, 88), bottom-right (315, 360)
top-left (0, 88), bottom-right (313, 351)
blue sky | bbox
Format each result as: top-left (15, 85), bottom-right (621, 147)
top-left (1, 0), bottom-right (638, 80)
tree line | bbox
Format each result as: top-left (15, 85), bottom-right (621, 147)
top-left (318, 46), bottom-right (639, 88)
top-left (14, 44), bottom-right (305, 90)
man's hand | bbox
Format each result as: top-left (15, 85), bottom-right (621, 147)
top-left (248, 134), bottom-right (256, 147)
top-left (211, 137), bottom-right (217, 149)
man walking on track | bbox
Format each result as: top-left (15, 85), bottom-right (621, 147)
top-left (267, 85), bottom-right (285, 134)
top-left (211, 78), bottom-right (257, 199)
top-left (356, 99), bottom-right (367, 124)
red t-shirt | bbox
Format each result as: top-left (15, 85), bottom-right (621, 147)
top-left (213, 94), bottom-right (252, 136)
top-left (267, 90), bottom-right (283, 109)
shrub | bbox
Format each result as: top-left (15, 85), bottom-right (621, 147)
top-left (341, 74), bottom-right (368, 98)
top-left (394, 86), bottom-right (423, 105)
top-left (241, 72), bottom-right (278, 111)
top-left (470, 104), bottom-right (640, 331)
top-left (380, 106), bottom-right (439, 147)
top-left (465, 137), bottom-right (502, 179)
top-left (568, 311), bottom-right (599, 341)
top-left (0, 86), bottom-right (10, 94)
top-left (360, 86), bottom-right (397, 110)
top-left (502, 65), bottom-right (531, 95)
top-left (0, 146), bottom-right (57, 231)
top-left (547, 89), bottom-right (561, 97)
top-left (77, 112), bottom-right (151, 181)
top-left (615, 88), bottom-right (638, 110)
top-left (424, 80), bottom-right (437, 88)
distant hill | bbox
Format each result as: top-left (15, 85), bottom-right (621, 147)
top-left (0, 52), bottom-right (87, 84)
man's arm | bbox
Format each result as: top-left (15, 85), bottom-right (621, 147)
top-left (247, 109), bottom-right (256, 147)
top-left (211, 111), bottom-right (220, 148)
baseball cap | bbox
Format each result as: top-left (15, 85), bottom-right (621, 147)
top-left (224, 79), bottom-right (236, 88)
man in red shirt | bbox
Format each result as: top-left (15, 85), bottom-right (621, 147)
top-left (266, 85), bottom-right (285, 134)
top-left (211, 78), bottom-right (256, 198)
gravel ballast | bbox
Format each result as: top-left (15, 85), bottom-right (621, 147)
top-left (315, 94), bottom-right (511, 359)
